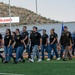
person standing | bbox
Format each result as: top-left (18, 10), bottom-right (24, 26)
top-left (21, 26), bottom-right (29, 61)
top-left (60, 26), bottom-right (73, 61)
top-left (4, 29), bottom-right (12, 63)
top-left (30, 26), bottom-right (42, 62)
top-left (12, 29), bottom-right (23, 64)
top-left (41, 29), bottom-right (48, 60)
top-left (47, 29), bottom-right (60, 60)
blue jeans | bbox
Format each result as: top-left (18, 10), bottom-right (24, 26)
top-left (32, 45), bottom-right (40, 60)
top-left (4, 46), bottom-right (12, 61)
top-left (72, 44), bottom-right (75, 55)
top-left (60, 45), bottom-right (65, 58)
top-left (19, 44), bottom-right (30, 59)
top-left (15, 46), bottom-right (22, 62)
top-left (48, 44), bottom-right (58, 59)
top-left (41, 45), bottom-right (48, 60)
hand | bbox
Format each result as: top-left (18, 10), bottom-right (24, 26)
top-left (50, 43), bottom-right (53, 45)
top-left (8, 45), bottom-right (10, 47)
top-left (45, 44), bottom-right (47, 46)
top-left (12, 44), bottom-right (15, 49)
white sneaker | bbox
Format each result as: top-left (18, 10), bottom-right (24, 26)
top-left (47, 58), bottom-right (50, 61)
top-left (57, 57), bottom-right (60, 60)
top-left (38, 59), bottom-right (42, 62)
top-left (30, 59), bottom-right (34, 62)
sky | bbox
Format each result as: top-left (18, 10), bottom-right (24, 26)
top-left (0, 0), bottom-right (75, 22)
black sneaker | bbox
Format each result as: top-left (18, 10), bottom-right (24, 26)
top-left (3, 61), bottom-right (8, 63)
top-left (22, 59), bottom-right (25, 63)
top-left (63, 59), bottom-right (66, 61)
top-left (69, 57), bottom-right (72, 60)
top-left (13, 61), bottom-right (17, 64)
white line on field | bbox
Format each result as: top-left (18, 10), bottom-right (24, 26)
top-left (0, 73), bottom-right (24, 75)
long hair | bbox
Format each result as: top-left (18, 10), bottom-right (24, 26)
top-left (6, 29), bottom-right (11, 35)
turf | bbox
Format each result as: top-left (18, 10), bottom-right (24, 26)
top-left (0, 59), bottom-right (75, 75)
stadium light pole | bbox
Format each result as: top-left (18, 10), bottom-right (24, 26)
top-left (35, 0), bottom-right (38, 24)
top-left (9, 0), bottom-right (11, 30)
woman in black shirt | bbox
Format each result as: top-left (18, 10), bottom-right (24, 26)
top-left (4, 29), bottom-right (12, 63)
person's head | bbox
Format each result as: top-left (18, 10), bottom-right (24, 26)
top-left (64, 26), bottom-right (68, 32)
top-left (23, 26), bottom-right (27, 32)
top-left (33, 26), bottom-right (38, 32)
top-left (52, 28), bottom-right (55, 31)
top-left (6, 29), bottom-right (11, 35)
top-left (43, 29), bottom-right (46, 34)
top-left (15, 28), bottom-right (20, 35)
top-left (12, 32), bottom-right (16, 37)
top-left (50, 29), bottom-right (54, 34)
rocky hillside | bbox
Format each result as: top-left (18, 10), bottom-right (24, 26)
top-left (0, 2), bottom-right (59, 27)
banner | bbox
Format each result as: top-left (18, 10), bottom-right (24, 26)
top-left (0, 17), bottom-right (19, 23)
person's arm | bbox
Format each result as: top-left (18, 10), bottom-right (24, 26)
top-left (51, 38), bottom-right (56, 44)
top-left (69, 32), bottom-right (73, 46)
top-left (40, 38), bottom-right (42, 45)
top-left (51, 34), bottom-right (57, 44)
top-left (12, 41), bottom-right (16, 48)
top-left (23, 36), bottom-right (28, 41)
top-left (45, 35), bottom-right (48, 45)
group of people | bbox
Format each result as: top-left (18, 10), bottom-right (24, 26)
top-left (0, 25), bottom-right (75, 64)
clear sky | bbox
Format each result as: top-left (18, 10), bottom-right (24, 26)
top-left (0, 0), bottom-right (75, 22)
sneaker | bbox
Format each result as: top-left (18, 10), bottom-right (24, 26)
top-left (13, 61), bottom-right (17, 64)
top-left (57, 57), bottom-right (60, 60)
top-left (47, 58), bottom-right (50, 61)
top-left (3, 61), bottom-right (8, 63)
top-left (28, 58), bottom-right (31, 62)
top-left (63, 58), bottom-right (66, 61)
top-left (38, 59), bottom-right (42, 62)
top-left (22, 59), bottom-right (25, 63)
top-left (30, 59), bottom-right (34, 62)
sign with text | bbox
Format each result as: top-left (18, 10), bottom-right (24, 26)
top-left (0, 17), bottom-right (19, 23)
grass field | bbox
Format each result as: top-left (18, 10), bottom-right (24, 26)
top-left (0, 59), bottom-right (75, 75)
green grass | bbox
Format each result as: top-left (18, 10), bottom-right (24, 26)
top-left (0, 59), bottom-right (75, 75)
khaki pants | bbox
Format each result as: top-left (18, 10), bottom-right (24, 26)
top-left (63, 46), bottom-right (72, 59)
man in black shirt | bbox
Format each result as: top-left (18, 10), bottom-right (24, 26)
top-left (41, 29), bottom-right (48, 60)
top-left (60, 26), bottom-right (73, 61)
top-left (52, 28), bottom-right (58, 44)
top-left (47, 29), bottom-right (60, 60)
top-left (20, 26), bottom-right (29, 61)
top-left (30, 26), bottom-right (42, 62)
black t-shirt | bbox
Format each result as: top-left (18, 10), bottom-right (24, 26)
top-left (14, 35), bottom-right (23, 47)
top-left (21, 31), bottom-right (29, 45)
top-left (30, 32), bottom-right (41, 46)
top-left (0, 34), bottom-right (2, 39)
top-left (60, 31), bottom-right (72, 46)
top-left (50, 33), bottom-right (57, 44)
top-left (42, 34), bottom-right (48, 45)
top-left (4, 35), bottom-right (12, 47)
top-left (54, 33), bottom-right (58, 43)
